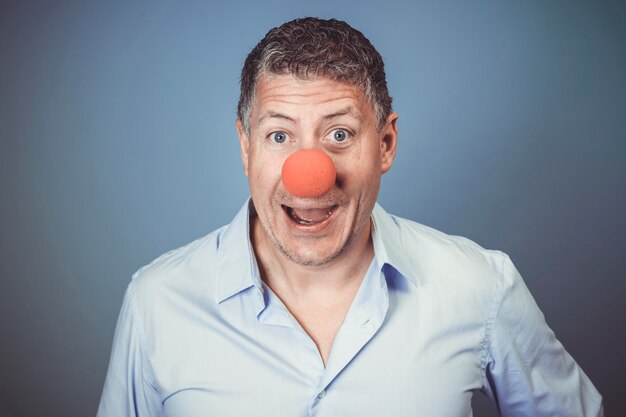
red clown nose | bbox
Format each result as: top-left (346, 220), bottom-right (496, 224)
top-left (281, 150), bottom-right (336, 198)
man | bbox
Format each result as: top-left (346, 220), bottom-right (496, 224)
top-left (97, 17), bottom-right (603, 416)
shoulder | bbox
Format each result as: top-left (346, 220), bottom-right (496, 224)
top-left (380, 209), bottom-right (518, 340)
top-left (395, 214), bottom-right (497, 254)
top-left (129, 225), bottom-right (228, 312)
top-left (379, 208), bottom-right (509, 288)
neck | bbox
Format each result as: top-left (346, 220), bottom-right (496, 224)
top-left (251, 217), bottom-right (374, 301)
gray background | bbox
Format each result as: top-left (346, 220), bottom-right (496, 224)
top-left (1, 0), bottom-right (624, 416)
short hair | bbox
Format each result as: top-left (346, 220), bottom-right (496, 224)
top-left (237, 17), bottom-right (393, 134)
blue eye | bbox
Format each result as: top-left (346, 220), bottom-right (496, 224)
top-left (269, 132), bottom-right (288, 143)
top-left (330, 129), bottom-right (349, 142)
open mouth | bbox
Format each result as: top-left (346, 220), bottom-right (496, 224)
top-left (282, 204), bottom-right (338, 226)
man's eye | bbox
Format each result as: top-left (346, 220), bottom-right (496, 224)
top-left (330, 129), bottom-right (349, 142)
top-left (269, 132), bottom-right (288, 144)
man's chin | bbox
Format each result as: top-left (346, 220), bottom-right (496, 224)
top-left (274, 241), bottom-right (344, 267)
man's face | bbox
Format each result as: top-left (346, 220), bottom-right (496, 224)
top-left (237, 74), bottom-right (398, 267)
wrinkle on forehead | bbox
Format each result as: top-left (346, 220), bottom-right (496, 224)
top-left (258, 106), bottom-right (364, 125)
top-left (251, 74), bottom-right (372, 126)
top-left (259, 77), bottom-right (361, 100)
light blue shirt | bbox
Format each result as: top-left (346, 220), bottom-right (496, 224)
top-left (97, 199), bottom-right (603, 417)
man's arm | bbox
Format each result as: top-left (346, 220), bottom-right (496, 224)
top-left (96, 281), bottom-right (163, 417)
top-left (481, 254), bottom-right (603, 417)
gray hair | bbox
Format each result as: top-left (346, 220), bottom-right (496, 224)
top-left (237, 17), bottom-right (393, 134)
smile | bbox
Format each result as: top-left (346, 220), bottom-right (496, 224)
top-left (282, 204), bottom-right (338, 226)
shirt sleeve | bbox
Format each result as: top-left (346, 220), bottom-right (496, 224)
top-left (481, 254), bottom-right (604, 417)
top-left (96, 281), bottom-right (164, 417)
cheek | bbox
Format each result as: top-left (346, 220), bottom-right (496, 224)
top-left (335, 149), bottom-right (381, 189)
top-left (249, 152), bottom-right (285, 191)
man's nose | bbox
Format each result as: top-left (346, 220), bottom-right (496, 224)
top-left (281, 149), bottom-right (336, 198)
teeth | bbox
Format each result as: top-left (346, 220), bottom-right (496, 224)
top-left (286, 206), bottom-right (334, 225)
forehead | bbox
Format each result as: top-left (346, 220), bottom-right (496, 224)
top-left (251, 74), bottom-right (373, 120)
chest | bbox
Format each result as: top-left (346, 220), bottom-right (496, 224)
top-left (287, 302), bottom-right (351, 365)
top-left (148, 291), bottom-right (485, 417)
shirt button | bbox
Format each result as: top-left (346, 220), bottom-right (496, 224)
top-left (317, 389), bottom-right (326, 399)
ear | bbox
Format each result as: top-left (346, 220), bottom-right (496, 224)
top-left (380, 112), bottom-right (399, 174)
top-left (235, 119), bottom-right (250, 177)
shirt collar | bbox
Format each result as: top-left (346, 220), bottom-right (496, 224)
top-left (370, 203), bottom-right (419, 287)
top-left (215, 199), bottom-right (263, 303)
top-left (216, 199), bottom-right (418, 303)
